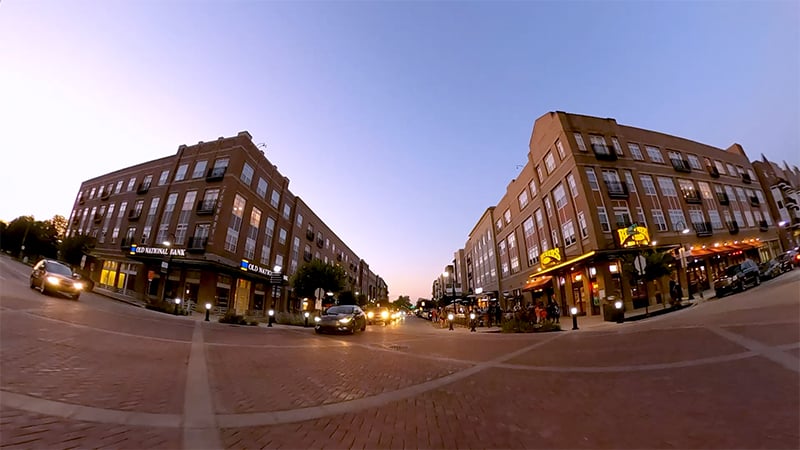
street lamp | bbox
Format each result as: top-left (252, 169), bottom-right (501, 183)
top-left (678, 226), bottom-right (694, 300)
top-left (174, 298), bottom-right (181, 315)
top-left (570, 306), bottom-right (579, 330)
top-left (614, 300), bottom-right (624, 324)
top-left (205, 303), bottom-right (211, 321)
top-left (268, 308), bottom-right (274, 327)
top-left (469, 311), bottom-right (476, 332)
top-left (447, 312), bottom-right (454, 331)
top-left (304, 311), bottom-right (310, 327)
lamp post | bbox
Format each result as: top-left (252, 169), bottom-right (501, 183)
top-left (678, 227), bottom-right (693, 300)
top-left (268, 308), bottom-right (274, 327)
top-left (304, 311), bottom-right (310, 328)
top-left (614, 300), bottom-right (624, 324)
top-left (570, 307), bottom-right (579, 330)
top-left (205, 302), bottom-right (211, 321)
top-left (173, 298), bottom-right (180, 315)
top-left (160, 236), bottom-right (176, 305)
top-left (447, 312), bottom-right (454, 331)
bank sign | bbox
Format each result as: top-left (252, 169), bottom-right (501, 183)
top-left (240, 259), bottom-right (276, 276)
top-left (617, 225), bottom-right (651, 248)
top-left (129, 244), bottom-right (186, 257)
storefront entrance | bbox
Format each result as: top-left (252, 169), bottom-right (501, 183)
top-left (233, 278), bottom-right (251, 315)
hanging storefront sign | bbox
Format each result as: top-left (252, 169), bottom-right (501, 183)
top-left (616, 225), bottom-right (651, 248)
top-left (239, 259), bottom-right (277, 277)
top-left (129, 244), bottom-right (186, 257)
top-left (540, 248), bottom-right (563, 268)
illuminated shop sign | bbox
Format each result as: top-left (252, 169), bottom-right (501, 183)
top-left (240, 259), bottom-right (277, 276)
top-left (540, 248), bottom-right (563, 268)
top-left (617, 225), bottom-right (651, 248)
top-left (129, 244), bottom-right (185, 257)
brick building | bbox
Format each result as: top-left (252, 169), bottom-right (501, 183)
top-left (67, 132), bottom-right (387, 314)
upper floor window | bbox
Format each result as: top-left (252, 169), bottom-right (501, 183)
top-left (687, 155), bottom-right (702, 170)
top-left (127, 177), bottom-right (136, 191)
top-left (296, 213), bottom-right (303, 227)
top-left (628, 143), bottom-right (644, 160)
top-left (645, 146), bottom-right (664, 163)
top-left (241, 162), bottom-right (254, 186)
top-left (503, 209), bottom-right (512, 224)
top-left (282, 203), bottom-right (291, 220)
top-left (585, 168), bottom-right (599, 191)
top-left (114, 180), bottom-right (123, 194)
top-left (544, 151), bottom-right (556, 174)
top-left (611, 137), bottom-right (623, 156)
top-left (573, 133), bottom-right (587, 151)
top-left (270, 190), bottom-right (280, 208)
top-left (495, 218), bottom-right (503, 232)
top-left (158, 170), bottom-right (170, 186)
top-left (566, 173), bottom-right (578, 198)
top-left (192, 160), bottom-right (207, 179)
top-left (556, 140), bottom-right (566, 160)
top-left (518, 190), bottom-right (529, 210)
top-left (174, 164), bottom-right (188, 182)
top-left (726, 163), bottom-right (737, 177)
top-left (657, 176), bottom-right (678, 197)
top-left (714, 160), bottom-right (726, 175)
top-left (529, 179), bottom-right (537, 197)
top-left (257, 178), bottom-right (268, 198)
top-left (536, 165), bottom-right (544, 183)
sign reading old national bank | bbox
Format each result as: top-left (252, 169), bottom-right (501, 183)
top-left (240, 259), bottom-right (277, 277)
top-left (129, 245), bottom-right (186, 257)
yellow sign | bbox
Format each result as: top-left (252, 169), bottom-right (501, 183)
top-left (541, 248), bottom-right (563, 268)
top-left (617, 226), bottom-right (651, 248)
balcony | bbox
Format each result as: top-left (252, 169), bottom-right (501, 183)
top-left (316, 238), bottom-right (324, 248)
top-left (591, 144), bottom-right (617, 161)
top-left (136, 183), bottom-right (150, 195)
top-left (707, 165), bottom-right (720, 178)
top-left (128, 209), bottom-right (142, 220)
top-left (120, 238), bottom-right (132, 249)
top-left (78, 196), bottom-right (85, 205)
top-left (759, 220), bottom-right (769, 232)
top-left (671, 158), bottom-right (692, 173)
top-left (682, 190), bottom-right (702, 204)
top-left (196, 200), bottom-right (216, 215)
top-left (93, 213), bottom-right (103, 224)
top-left (303, 251), bottom-right (313, 262)
top-left (306, 230), bottom-right (314, 241)
top-left (100, 191), bottom-right (110, 201)
top-left (741, 173), bottom-right (752, 184)
top-left (726, 220), bottom-right (740, 235)
top-left (716, 192), bottom-right (730, 205)
top-left (337, 253), bottom-right (343, 262)
top-left (749, 196), bottom-right (760, 207)
top-left (604, 180), bottom-right (629, 198)
top-left (206, 167), bottom-right (226, 182)
top-left (693, 221), bottom-right (713, 237)
top-left (785, 197), bottom-right (798, 211)
top-left (187, 236), bottom-right (208, 253)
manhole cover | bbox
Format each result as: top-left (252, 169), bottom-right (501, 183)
top-left (387, 344), bottom-right (408, 351)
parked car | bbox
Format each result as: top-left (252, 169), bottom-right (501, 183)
top-left (314, 305), bottom-right (367, 334)
top-left (777, 250), bottom-right (800, 269)
top-left (759, 259), bottom-right (785, 281)
top-left (714, 259), bottom-right (760, 298)
top-left (29, 259), bottom-right (85, 300)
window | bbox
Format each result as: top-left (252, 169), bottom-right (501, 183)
top-left (174, 191), bottom-right (196, 245)
top-left (503, 209), bottom-right (512, 224)
top-left (270, 190), bottom-right (280, 208)
top-left (623, 171), bottom-right (636, 193)
top-left (551, 229), bottom-right (559, 248)
top-left (657, 177), bottom-right (678, 197)
top-left (158, 170), bottom-right (170, 186)
top-left (508, 234), bottom-right (520, 274)
top-left (747, 169), bottom-right (756, 180)
top-left (89, 187), bottom-right (96, 199)
top-left (174, 164), bottom-right (188, 182)
top-left (698, 182), bottom-right (714, 199)
top-left (553, 184), bottom-right (567, 209)
top-left (639, 175), bottom-right (656, 195)
top-left (651, 209), bottom-right (668, 231)
top-left (498, 240), bottom-right (509, 277)
top-left (536, 165), bottom-right (544, 183)
top-left (687, 155), bottom-right (702, 170)
top-left (597, 207), bottom-right (610, 232)
top-left (192, 160), bottom-right (207, 179)
top-left (142, 197), bottom-right (160, 243)
top-left (523, 217), bottom-right (538, 265)
top-left (735, 187), bottom-right (747, 203)
top-left (612, 207), bottom-right (632, 228)
top-left (257, 178), bottom-right (268, 198)
top-left (573, 133), bottom-right (586, 151)
top-left (567, 173), bottom-right (578, 197)
top-left (577, 211), bottom-right (588, 238)
top-left (544, 151), bottom-right (556, 174)
top-left (496, 218), bottom-right (503, 232)
top-left (156, 193), bottom-right (178, 244)
top-left (562, 220), bottom-right (576, 246)
top-left (296, 213), bottom-right (303, 227)
top-left (628, 143), bottom-right (644, 160)
top-left (726, 163), bottom-right (737, 177)
top-left (556, 140), bottom-right (566, 160)
top-left (244, 207), bottom-right (261, 260)
top-left (611, 137), bottom-right (623, 156)
top-left (529, 179), bottom-right (537, 197)
top-left (645, 146), bottom-right (664, 163)
top-left (714, 160), bottom-right (726, 175)
top-left (274, 254), bottom-right (284, 271)
top-left (282, 203), bottom-right (291, 220)
top-left (278, 228), bottom-right (287, 245)
top-left (585, 168), bottom-right (599, 191)
top-left (224, 194), bottom-right (246, 252)
top-left (114, 181), bottom-right (123, 194)
top-left (668, 209), bottom-right (688, 231)
top-left (544, 197), bottom-right (553, 217)
top-left (260, 217), bottom-right (276, 265)
top-left (141, 175), bottom-right (153, 191)
top-left (127, 177), bottom-right (136, 191)
top-left (241, 162), bottom-right (254, 186)
top-left (744, 210), bottom-right (755, 228)
top-left (534, 209), bottom-right (544, 229)
top-left (518, 190), bottom-right (529, 210)
top-left (589, 135), bottom-right (607, 152)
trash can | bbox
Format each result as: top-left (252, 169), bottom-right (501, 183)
top-left (602, 297), bottom-right (624, 323)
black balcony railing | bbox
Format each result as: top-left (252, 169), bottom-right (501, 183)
top-left (726, 220), bottom-right (740, 234)
top-left (759, 220), bottom-right (769, 232)
top-left (316, 238), bottom-right (324, 248)
top-left (592, 144), bottom-right (617, 161)
top-left (306, 230), bottom-right (314, 241)
top-left (78, 196), bottom-right (85, 204)
top-left (741, 173), bottom-right (752, 184)
top-left (693, 221), bottom-right (713, 237)
top-left (785, 197), bottom-right (798, 207)
top-left (100, 191), bottom-right (110, 201)
top-left (682, 190), bottom-right (702, 204)
top-left (128, 209), bottom-right (142, 220)
top-left (93, 214), bottom-right (103, 223)
top-left (303, 251), bottom-right (313, 262)
top-left (716, 192), bottom-right (730, 205)
top-left (206, 167), bottom-right (226, 181)
top-left (136, 182), bottom-right (150, 194)
top-left (671, 158), bottom-right (692, 173)
top-left (707, 165), bottom-right (720, 178)
top-left (605, 180), bottom-right (629, 198)
top-left (749, 196), bottom-right (759, 206)
top-left (188, 236), bottom-right (208, 252)
top-left (196, 200), bottom-right (216, 215)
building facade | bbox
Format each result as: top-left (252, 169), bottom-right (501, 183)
top-left (443, 111), bottom-right (783, 317)
top-left (67, 132), bottom-right (387, 315)
top-left (751, 156), bottom-right (800, 250)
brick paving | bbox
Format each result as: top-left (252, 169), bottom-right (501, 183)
top-left (1, 258), bottom-right (799, 449)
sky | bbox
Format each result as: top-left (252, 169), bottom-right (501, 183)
top-left (1, 0), bottom-right (798, 301)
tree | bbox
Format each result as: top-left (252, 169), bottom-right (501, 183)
top-left (622, 250), bottom-right (676, 305)
top-left (355, 292), bottom-right (369, 307)
top-left (290, 260), bottom-right (347, 299)
top-left (0, 215), bottom-right (59, 260)
top-left (392, 295), bottom-right (412, 310)
top-left (59, 234), bottom-right (96, 266)
top-left (338, 290), bottom-right (357, 305)
top-left (49, 215), bottom-right (68, 239)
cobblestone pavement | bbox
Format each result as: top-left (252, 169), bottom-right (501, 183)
top-left (1, 256), bottom-right (798, 449)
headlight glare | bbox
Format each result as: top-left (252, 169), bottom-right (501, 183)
top-left (314, 316), bottom-right (321, 322)
top-left (367, 312), bottom-right (374, 319)
top-left (74, 282), bottom-right (84, 290)
top-left (338, 317), bottom-right (352, 324)
top-left (381, 311), bottom-right (389, 318)
top-left (47, 276), bottom-right (60, 285)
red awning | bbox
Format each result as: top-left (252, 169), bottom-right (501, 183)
top-left (523, 275), bottom-right (553, 292)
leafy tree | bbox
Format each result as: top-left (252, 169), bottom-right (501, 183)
top-left (622, 250), bottom-right (676, 303)
top-left (290, 259), bottom-right (347, 299)
top-left (338, 290), bottom-right (357, 305)
top-left (0, 215), bottom-right (59, 259)
top-left (392, 295), bottom-right (412, 310)
top-left (59, 234), bottom-right (96, 266)
top-left (49, 215), bottom-right (68, 239)
top-left (355, 292), bottom-right (369, 307)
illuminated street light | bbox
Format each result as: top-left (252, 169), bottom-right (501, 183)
top-left (570, 306), bottom-right (579, 330)
top-left (614, 301), bottom-right (624, 324)
top-left (268, 309), bottom-right (275, 327)
top-left (174, 298), bottom-right (181, 315)
top-left (469, 312), bottom-right (477, 332)
top-left (205, 303), bottom-right (211, 321)
top-left (447, 312), bottom-right (454, 331)
top-left (304, 311), bottom-right (310, 327)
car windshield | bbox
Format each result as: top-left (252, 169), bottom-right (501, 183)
top-left (46, 261), bottom-right (73, 277)
top-left (724, 265), bottom-right (741, 277)
top-left (326, 306), bottom-right (354, 315)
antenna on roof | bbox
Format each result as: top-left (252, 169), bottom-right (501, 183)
top-left (257, 142), bottom-right (267, 155)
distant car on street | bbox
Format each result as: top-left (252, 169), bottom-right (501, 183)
top-left (314, 305), bottom-right (367, 334)
top-left (366, 306), bottom-right (392, 325)
top-left (759, 259), bottom-right (785, 281)
top-left (714, 259), bottom-right (760, 298)
top-left (29, 259), bottom-right (85, 300)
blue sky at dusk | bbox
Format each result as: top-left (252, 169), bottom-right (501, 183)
top-left (1, 0), bottom-right (797, 301)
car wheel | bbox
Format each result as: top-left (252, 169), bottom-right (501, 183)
top-left (30, 278), bottom-right (35, 289)
top-left (72, 293), bottom-right (80, 301)
top-left (314, 328), bottom-right (322, 334)
top-left (754, 276), bottom-right (760, 286)
top-left (716, 290), bottom-right (723, 298)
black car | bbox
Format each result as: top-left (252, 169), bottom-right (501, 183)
top-left (714, 259), bottom-right (760, 298)
top-left (30, 259), bottom-right (85, 300)
top-left (759, 259), bottom-right (785, 281)
top-left (314, 305), bottom-right (367, 334)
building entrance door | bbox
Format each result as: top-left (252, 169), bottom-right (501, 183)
top-left (234, 278), bottom-right (251, 315)
top-left (572, 283), bottom-right (585, 314)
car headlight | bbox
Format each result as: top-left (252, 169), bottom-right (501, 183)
top-left (74, 282), bottom-right (84, 290)
top-left (46, 276), bottom-right (60, 285)
top-left (381, 311), bottom-right (389, 319)
top-left (338, 317), bottom-right (352, 324)
top-left (731, 275), bottom-right (738, 282)
top-left (367, 312), bottom-right (374, 319)
top-left (314, 316), bottom-right (321, 323)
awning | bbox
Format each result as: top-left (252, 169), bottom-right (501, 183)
top-left (532, 251), bottom-right (597, 277)
top-left (523, 275), bottom-right (553, 292)
top-left (688, 248), bottom-right (715, 257)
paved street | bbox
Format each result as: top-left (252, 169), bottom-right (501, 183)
top-left (1, 255), bottom-right (798, 449)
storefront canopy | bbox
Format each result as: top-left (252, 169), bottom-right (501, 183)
top-left (523, 275), bottom-right (553, 292)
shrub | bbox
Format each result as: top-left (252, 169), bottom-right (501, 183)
top-left (276, 311), bottom-right (312, 326)
top-left (501, 318), bottom-right (560, 333)
top-left (219, 311), bottom-right (248, 325)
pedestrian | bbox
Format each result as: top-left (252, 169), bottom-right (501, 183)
top-left (548, 299), bottom-right (560, 323)
top-left (487, 304), bottom-right (494, 328)
top-left (495, 303), bottom-right (502, 326)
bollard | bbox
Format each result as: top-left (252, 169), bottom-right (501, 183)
top-left (304, 311), bottom-right (310, 328)
top-left (447, 313), bottom-right (454, 331)
top-left (174, 298), bottom-right (180, 315)
top-left (205, 303), bottom-right (211, 322)
top-left (570, 307), bottom-right (579, 330)
top-left (268, 309), bottom-right (274, 327)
